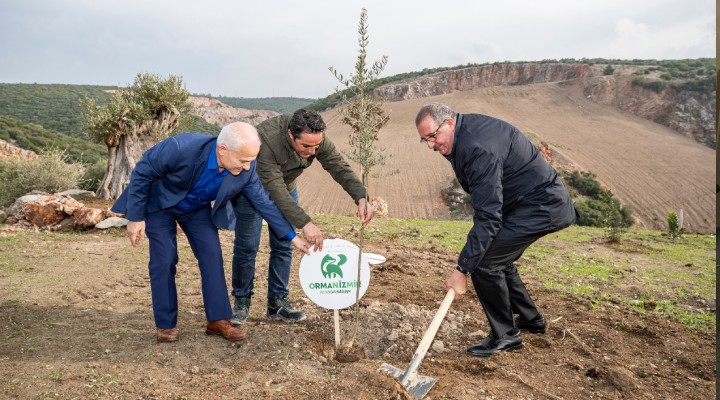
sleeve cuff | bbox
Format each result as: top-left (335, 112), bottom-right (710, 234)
top-left (456, 265), bottom-right (472, 275)
top-left (284, 231), bottom-right (297, 241)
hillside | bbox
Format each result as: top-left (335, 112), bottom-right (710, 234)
top-left (296, 79), bottom-right (715, 233)
top-left (373, 62), bottom-right (716, 149)
top-left (0, 83), bottom-right (307, 139)
top-left (212, 96), bottom-right (313, 113)
top-left (0, 115), bottom-right (106, 164)
top-left (189, 97), bottom-right (279, 127)
top-left (0, 83), bottom-right (114, 138)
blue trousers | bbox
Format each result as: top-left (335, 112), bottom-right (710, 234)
top-left (145, 205), bottom-right (232, 328)
top-left (231, 188), bottom-right (298, 299)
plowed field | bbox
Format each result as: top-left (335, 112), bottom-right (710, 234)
top-left (297, 81), bottom-right (715, 232)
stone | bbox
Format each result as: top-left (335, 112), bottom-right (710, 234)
top-left (0, 139), bottom-right (38, 159)
top-left (7, 194), bottom-right (83, 227)
top-left (56, 189), bottom-right (95, 197)
top-left (431, 340), bottom-right (445, 353)
top-left (73, 208), bottom-right (105, 229)
top-left (95, 217), bottom-right (129, 229)
top-left (371, 196), bottom-right (388, 217)
top-left (468, 330), bottom-right (487, 339)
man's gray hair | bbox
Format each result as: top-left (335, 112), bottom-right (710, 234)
top-left (415, 102), bottom-right (456, 126)
top-left (217, 122), bottom-right (261, 150)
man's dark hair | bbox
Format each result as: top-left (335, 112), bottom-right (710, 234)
top-left (289, 109), bottom-right (326, 138)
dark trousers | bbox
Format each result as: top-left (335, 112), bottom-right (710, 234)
top-left (469, 233), bottom-right (545, 337)
top-left (145, 205), bottom-right (232, 328)
top-left (231, 188), bottom-right (299, 300)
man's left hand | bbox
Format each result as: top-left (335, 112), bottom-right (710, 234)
top-left (358, 198), bottom-right (373, 226)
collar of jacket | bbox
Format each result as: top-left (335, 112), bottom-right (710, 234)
top-left (444, 113), bottom-right (463, 163)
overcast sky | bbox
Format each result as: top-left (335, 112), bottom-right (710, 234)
top-left (0, 0), bottom-right (715, 99)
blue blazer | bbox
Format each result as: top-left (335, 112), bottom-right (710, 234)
top-left (111, 133), bottom-right (293, 236)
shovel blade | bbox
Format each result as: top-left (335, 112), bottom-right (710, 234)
top-left (378, 363), bottom-right (438, 400)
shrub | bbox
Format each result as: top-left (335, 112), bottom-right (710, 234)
top-left (600, 191), bottom-right (632, 242)
top-left (632, 77), bottom-right (668, 93)
top-left (667, 210), bottom-right (684, 238)
top-left (603, 65), bottom-right (615, 75)
top-left (566, 170), bottom-right (602, 197)
top-left (441, 178), bottom-right (473, 219)
top-left (565, 170), bottom-right (634, 231)
top-left (79, 159), bottom-right (107, 192)
top-left (0, 150), bottom-right (82, 209)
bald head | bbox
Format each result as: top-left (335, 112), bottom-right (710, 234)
top-left (218, 121), bottom-right (261, 153)
top-left (216, 122), bottom-right (261, 175)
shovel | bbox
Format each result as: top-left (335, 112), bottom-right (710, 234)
top-left (378, 288), bottom-right (455, 399)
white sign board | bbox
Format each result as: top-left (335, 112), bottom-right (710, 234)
top-left (298, 238), bottom-right (370, 310)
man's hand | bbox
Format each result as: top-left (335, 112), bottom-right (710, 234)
top-left (127, 221), bottom-right (146, 247)
top-left (291, 236), bottom-right (312, 256)
top-left (357, 198), bottom-right (373, 226)
top-left (446, 269), bottom-right (468, 300)
top-left (301, 222), bottom-right (324, 251)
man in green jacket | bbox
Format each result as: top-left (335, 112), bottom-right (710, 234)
top-left (230, 109), bottom-right (373, 324)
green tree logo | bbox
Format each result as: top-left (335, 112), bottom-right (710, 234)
top-left (321, 254), bottom-right (346, 279)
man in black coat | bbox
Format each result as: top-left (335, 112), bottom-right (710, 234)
top-left (415, 103), bottom-right (576, 357)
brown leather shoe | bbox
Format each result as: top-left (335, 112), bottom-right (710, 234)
top-left (205, 319), bottom-right (247, 341)
top-left (156, 327), bottom-right (179, 342)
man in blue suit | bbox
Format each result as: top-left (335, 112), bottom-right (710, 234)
top-left (112, 122), bottom-right (311, 343)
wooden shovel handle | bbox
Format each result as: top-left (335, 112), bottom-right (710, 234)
top-left (400, 288), bottom-right (455, 385)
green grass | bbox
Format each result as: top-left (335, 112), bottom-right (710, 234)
top-left (312, 214), bottom-right (716, 330)
top-left (314, 214), bottom-right (471, 252)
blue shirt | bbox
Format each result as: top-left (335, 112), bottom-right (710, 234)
top-left (175, 142), bottom-right (229, 212)
top-left (174, 142), bottom-right (297, 241)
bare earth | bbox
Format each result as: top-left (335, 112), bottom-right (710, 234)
top-left (297, 81), bottom-right (715, 233)
top-left (0, 223), bottom-right (715, 399)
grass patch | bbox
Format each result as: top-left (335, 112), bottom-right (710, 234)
top-left (311, 215), bottom-right (716, 331)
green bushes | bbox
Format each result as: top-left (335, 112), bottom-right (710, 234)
top-left (0, 150), bottom-right (83, 209)
top-left (632, 77), bottom-right (668, 93)
top-left (0, 83), bottom-right (114, 138)
top-left (563, 170), bottom-right (634, 235)
top-left (566, 170), bottom-right (602, 197)
top-left (78, 159), bottom-right (107, 192)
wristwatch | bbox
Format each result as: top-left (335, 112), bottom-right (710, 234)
top-left (456, 265), bottom-right (471, 276)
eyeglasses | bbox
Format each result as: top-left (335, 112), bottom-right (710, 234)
top-left (420, 119), bottom-right (448, 143)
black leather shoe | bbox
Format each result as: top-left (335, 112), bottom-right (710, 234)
top-left (467, 330), bottom-right (523, 357)
top-left (514, 315), bottom-right (546, 334)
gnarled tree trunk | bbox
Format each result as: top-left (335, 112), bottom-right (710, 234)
top-left (96, 107), bottom-right (180, 200)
